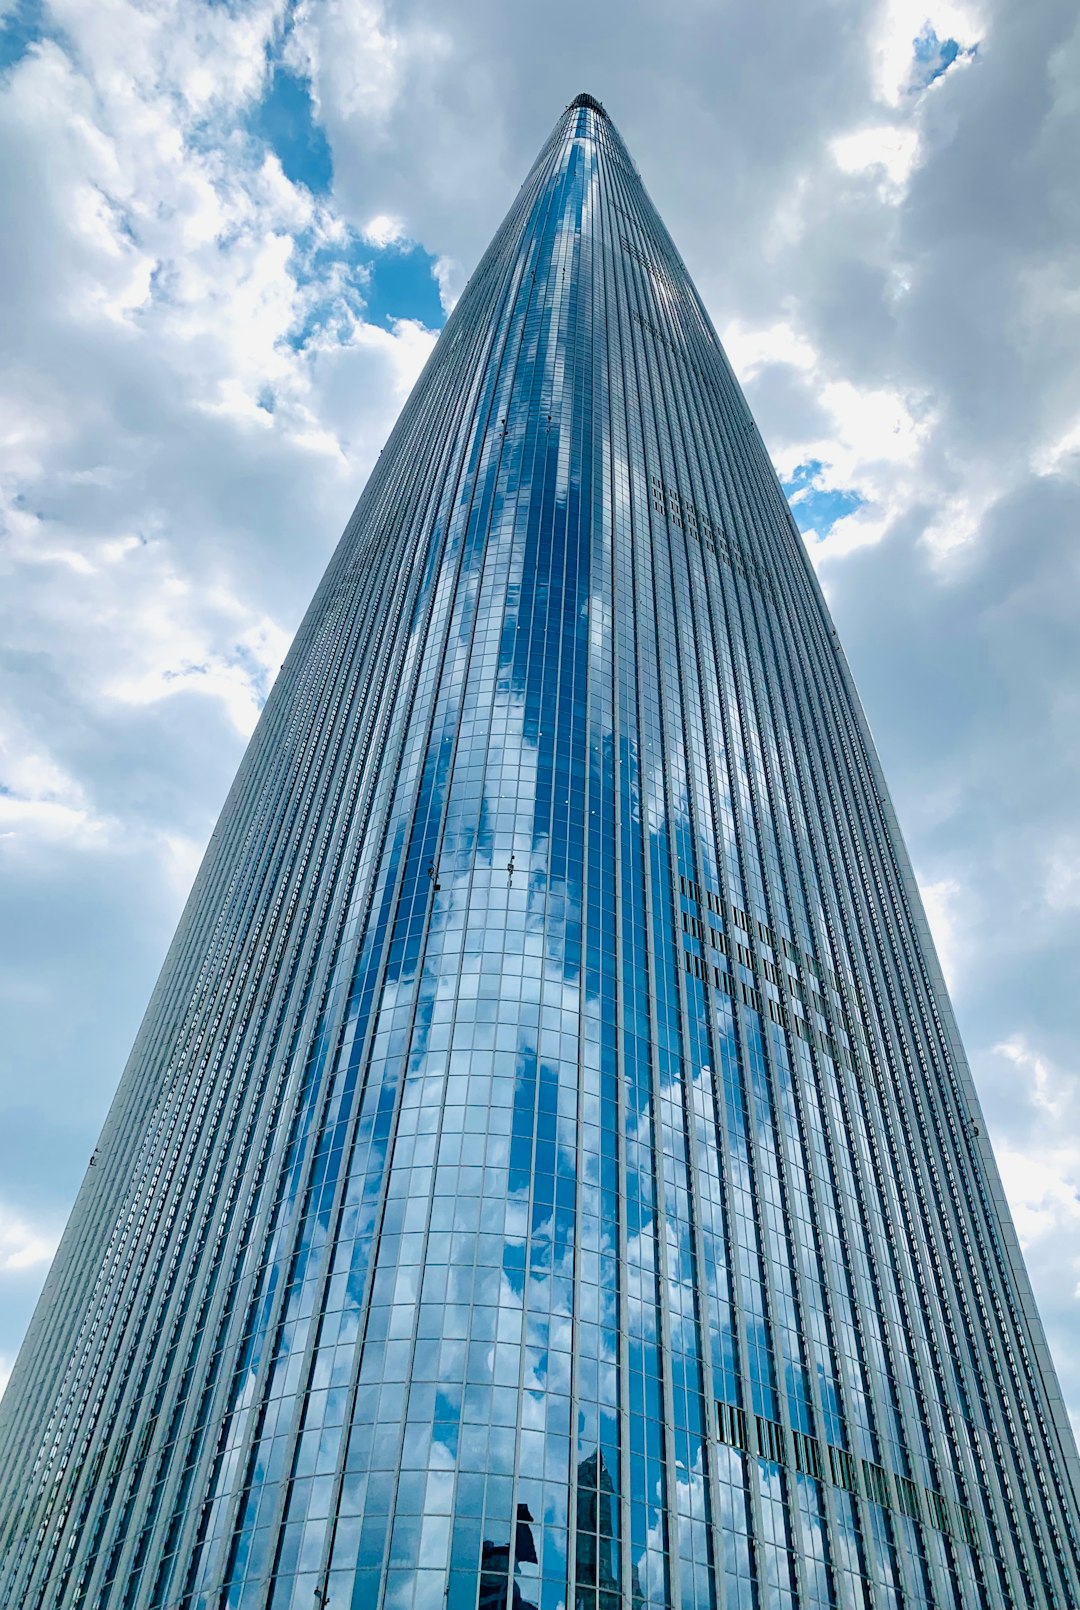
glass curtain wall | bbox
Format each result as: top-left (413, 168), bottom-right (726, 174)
top-left (1, 93), bottom-right (1077, 1610)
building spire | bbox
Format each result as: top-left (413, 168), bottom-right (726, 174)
top-left (569, 91), bottom-right (606, 116)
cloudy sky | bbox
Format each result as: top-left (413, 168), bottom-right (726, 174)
top-left (1, 0), bottom-right (1078, 1438)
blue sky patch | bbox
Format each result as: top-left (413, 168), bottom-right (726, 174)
top-left (364, 244), bottom-right (445, 331)
top-left (911, 27), bottom-right (974, 91)
top-left (287, 228), bottom-right (446, 353)
top-left (783, 461), bottom-right (865, 536)
top-left (0, 0), bottom-right (45, 71)
top-left (250, 61), bottom-right (333, 196)
top-left (247, 40), bottom-right (445, 339)
top-left (784, 459), bottom-right (824, 496)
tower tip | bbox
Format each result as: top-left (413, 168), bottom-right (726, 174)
top-left (569, 92), bottom-right (606, 116)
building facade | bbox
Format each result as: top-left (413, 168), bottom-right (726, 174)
top-left (1, 93), bottom-right (1078, 1610)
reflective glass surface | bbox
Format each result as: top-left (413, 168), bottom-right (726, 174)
top-left (1, 93), bottom-right (1078, 1610)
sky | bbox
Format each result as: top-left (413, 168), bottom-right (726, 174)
top-left (0, 0), bottom-right (1078, 1444)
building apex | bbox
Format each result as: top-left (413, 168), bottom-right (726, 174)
top-left (569, 92), bottom-right (606, 116)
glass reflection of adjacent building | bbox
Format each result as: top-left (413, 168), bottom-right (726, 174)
top-left (480, 1503), bottom-right (539, 1610)
top-left (575, 1453), bottom-right (621, 1610)
top-left (1, 91), bottom-right (1079, 1610)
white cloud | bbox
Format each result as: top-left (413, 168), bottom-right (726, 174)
top-left (916, 874), bottom-right (965, 993)
top-left (300, 0), bottom-right (408, 128)
top-left (918, 489), bottom-right (993, 559)
top-left (819, 378), bottom-right (928, 469)
top-left (432, 254), bottom-right (466, 314)
top-left (0, 719), bottom-right (110, 854)
top-left (721, 318), bottom-right (818, 376)
top-left (0, 1205), bottom-right (59, 1273)
top-left (1036, 413), bottom-right (1080, 475)
top-left (831, 122), bottom-right (921, 189)
top-left (996, 1136), bottom-right (1080, 1256)
top-left (871, 0), bottom-right (983, 105)
top-left (994, 1036), bottom-right (1073, 1124)
top-left (362, 211), bottom-right (407, 247)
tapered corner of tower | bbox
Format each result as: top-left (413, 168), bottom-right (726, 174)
top-left (568, 91), bottom-right (607, 117)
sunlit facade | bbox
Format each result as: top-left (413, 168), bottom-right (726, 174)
top-left (1, 92), bottom-right (1078, 1610)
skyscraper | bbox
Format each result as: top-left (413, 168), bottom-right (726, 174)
top-left (0, 87), bottom-right (1077, 1610)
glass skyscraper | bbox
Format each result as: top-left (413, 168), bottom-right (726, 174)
top-left (1, 92), bottom-right (1077, 1610)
